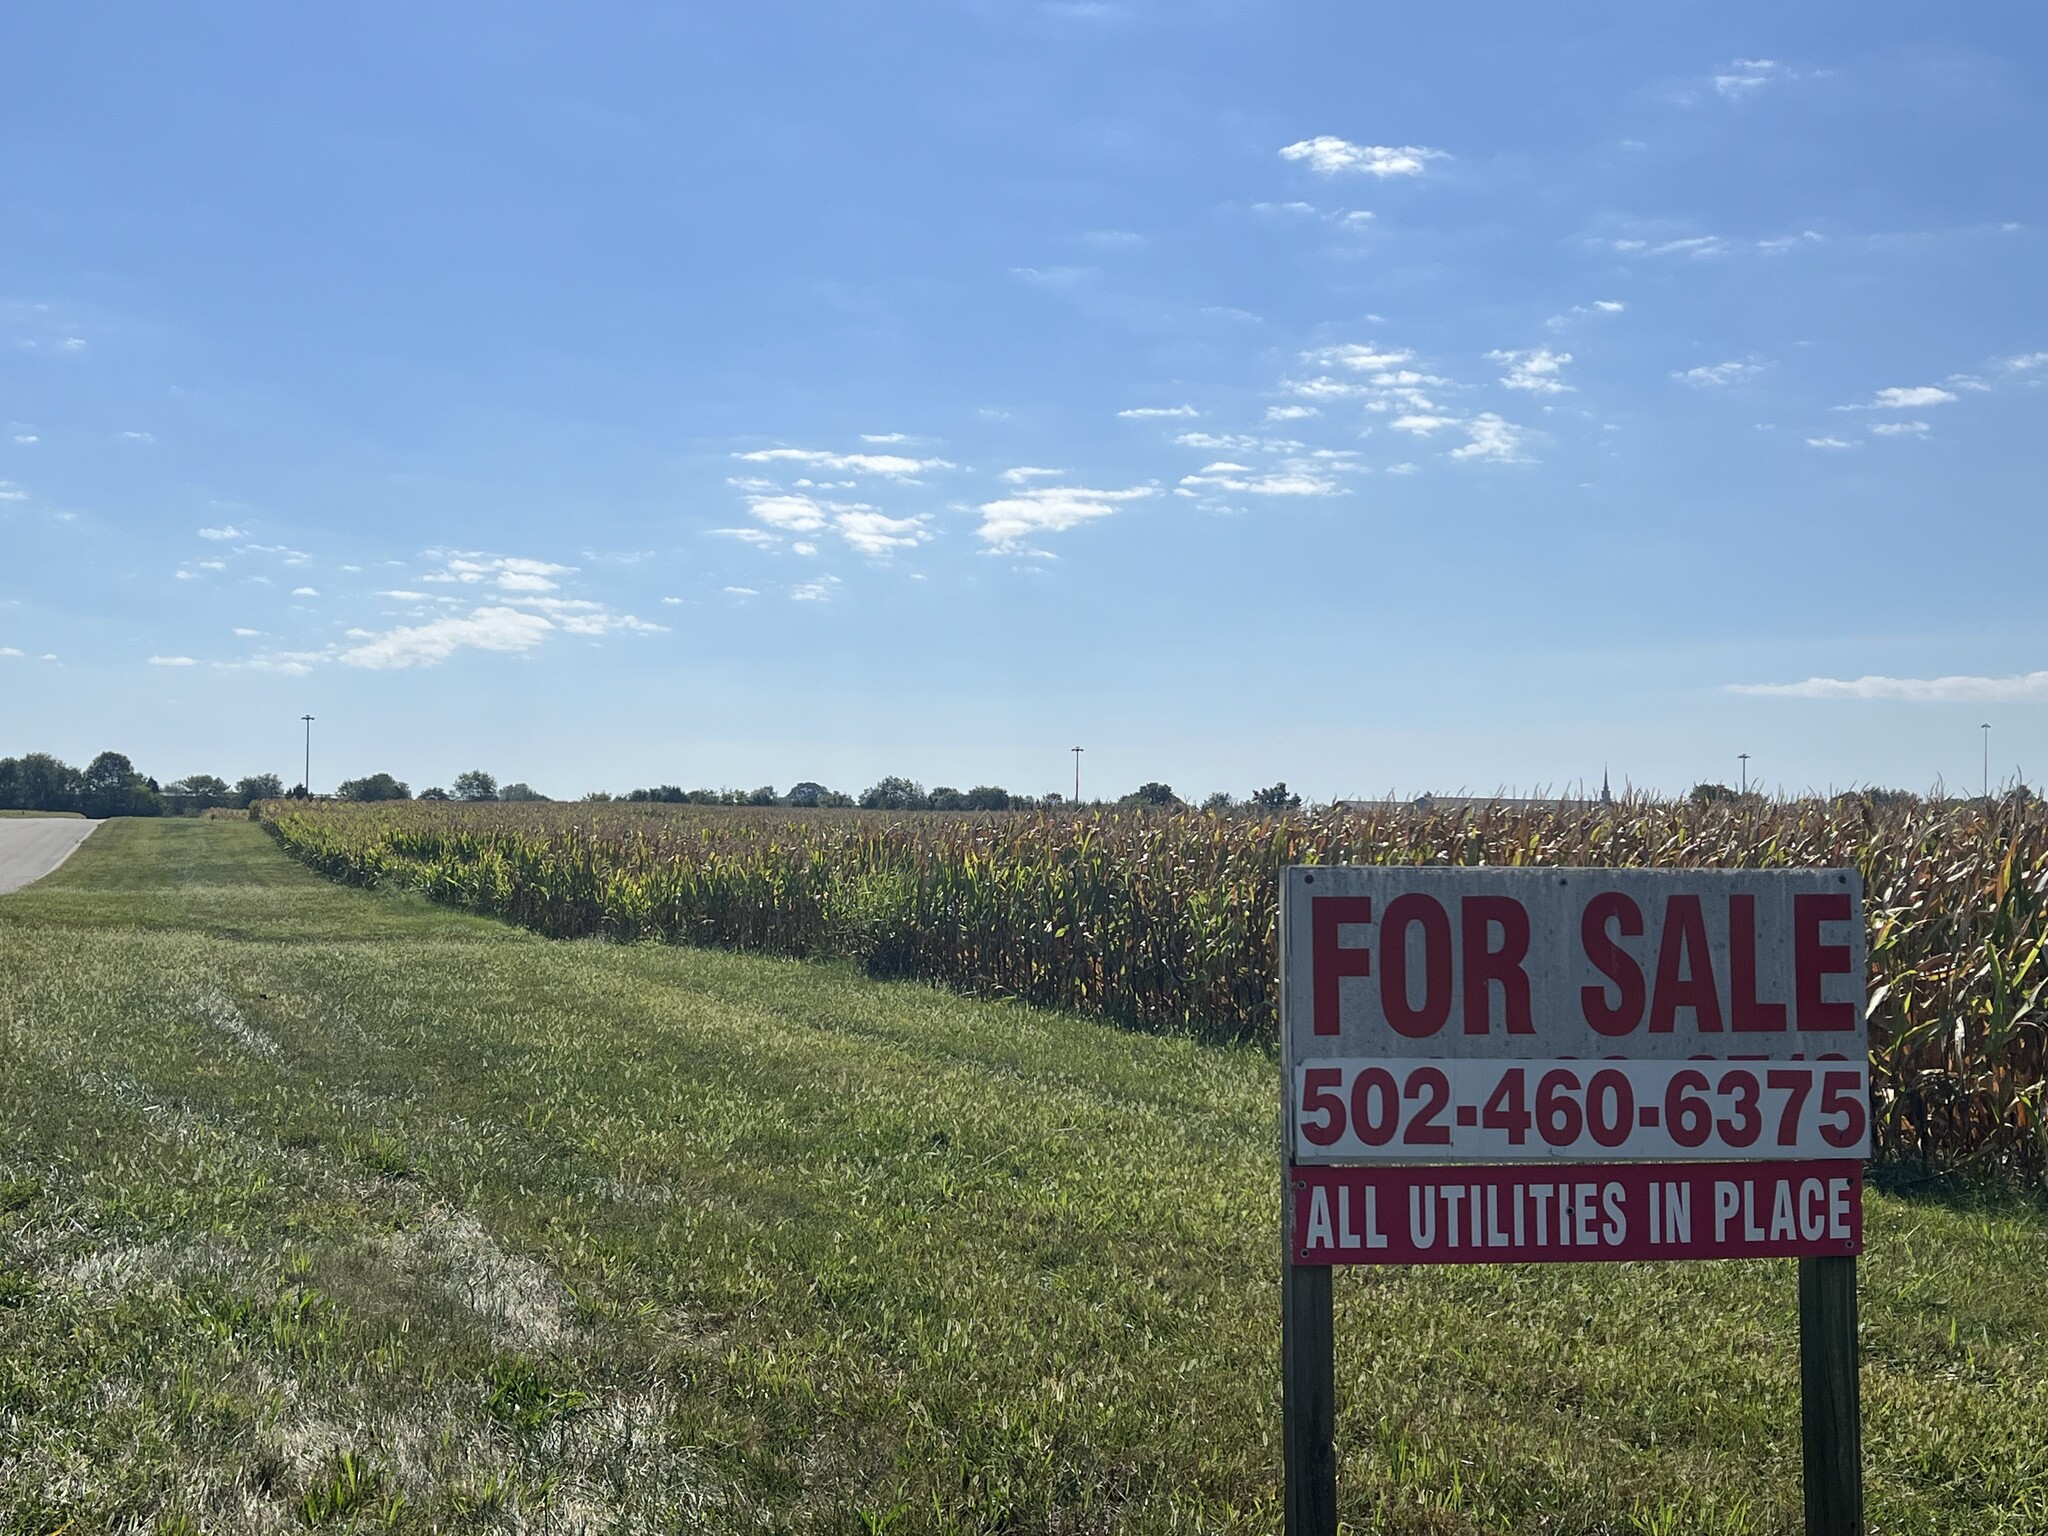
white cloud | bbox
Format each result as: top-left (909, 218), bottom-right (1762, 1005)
top-left (723, 586), bottom-right (758, 597)
top-left (1673, 360), bottom-right (1766, 387)
top-left (790, 577), bottom-right (841, 603)
top-left (2002, 352), bottom-right (2048, 373)
top-left (1757, 230), bottom-right (1824, 254)
top-left (791, 541), bottom-right (819, 556)
top-left (60, 337), bottom-right (86, 352)
top-left (1386, 463), bottom-right (1419, 476)
top-left (1285, 376), bottom-right (1369, 400)
top-left (1251, 200), bottom-right (1317, 217)
top-left (660, 596), bottom-right (684, 605)
top-left (709, 527), bottom-right (779, 545)
top-left (1305, 343), bottom-right (1414, 371)
top-left (1450, 414), bottom-right (1530, 463)
top-left (1869, 421), bottom-right (1930, 438)
top-left (1391, 414), bottom-right (1458, 436)
top-left (379, 589), bottom-right (433, 600)
top-left (1118, 405), bottom-right (1199, 419)
top-left (747, 493), bottom-right (828, 532)
top-left (423, 553), bottom-right (574, 591)
top-left (339, 606), bottom-right (554, 669)
top-left (1547, 300), bottom-right (1626, 330)
top-left (120, 430), bottom-right (154, 443)
top-left (736, 447), bottom-right (953, 479)
top-left (1489, 348), bottom-right (1574, 395)
top-left (1266, 405), bottom-right (1320, 421)
top-left (1011, 265), bottom-right (1090, 291)
top-left (834, 509), bottom-right (929, 557)
top-left (0, 646), bottom-right (22, 657)
top-left (975, 485), bottom-right (1153, 551)
top-left (12, 434), bottom-right (35, 445)
top-left (1843, 386), bottom-right (1959, 411)
top-left (292, 586), bottom-right (320, 596)
top-left (1000, 465), bottom-right (1063, 484)
top-left (232, 627), bottom-right (260, 637)
top-left (860, 432), bottom-right (910, 443)
top-left (148, 655), bottom-right (196, 666)
top-left (1179, 466), bottom-right (1339, 496)
top-left (198, 525), bottom-right (245, 540)
top-left (1713, 58), bottom-right (1794, 98)
top-left (1279, 137), bottom-right (1448, 177)
top-left (1609, 235), bottom-right (1727, 258)
top-left (1805, 436), bottom-right (1857, 450)
top-left (1729, 670), bottom-right (2048, 702)
top-left (0, 481), bottom-right (25, 501)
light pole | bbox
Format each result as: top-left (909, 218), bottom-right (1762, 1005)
top-left (301, 714), bottom-right (315, 796)
top-left (1738, 753), bottom-right (1750, 797)
top-left (1982, 723), bottom-right (1991, 801)
top-left (1072, 746), bottom-right (1084, 807)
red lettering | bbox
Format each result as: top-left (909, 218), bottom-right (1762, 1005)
top-left (1730, 893), bottom-right (1787, 1032)
top-left (1311, 896), bottom-right (1373, 1036)
top-left (1651, 894), bottom-right (1724, 1032)
top-left (1461, 895), bottom-right (1532, 1034)
top-left (1580, 891), bottom-right (1645, 1036)
top-left (1381, 893), bottom-right (1453, 1038)
top-left (1795, 892), bottom-right (1855, 1031)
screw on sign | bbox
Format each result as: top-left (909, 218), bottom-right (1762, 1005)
top-left (1277, 868), bottom-right (1868, 1536)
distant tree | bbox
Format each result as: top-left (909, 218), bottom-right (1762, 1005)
top-left (962, 785), bottom-right (1011, 811)
top-left (785, 781), bottom-right (832, 808)
top-left (859, 776), bottom-right (928, 811)
top-left (746, 785), bottom-right (779, 806)
top-left (337, 772), bottom-right (412, 802)
top-left (1249, 781), bottom-right (1302, 813)
top-left (418, 786), bottom-right (451, 801)
top-left (0, 752), bottom-right (83, 812)
top-left (626, 785), bottom-right (686, 803)
top-left (163, 774), bottom-right (232, 813)
top-left (928, 786), bottom-right (968, 811)
top-left (452, 770), bottom-right (499, 802)
top-left (499, 782), bottom-right (546, 802)
top-left (819, 790), bottom-right (855, 808)
top-left (80, 751), bottom-right (162, 818)
top-left (581, 790), bottom-right (614, 802)
top-left (287, 783), bottom-right (310, 800)
top-left (1201, 791), bottom-right (1235, 814)
top-left (1042, 792), bottom-right (1064, 810)
top-left (1121, 781), bottom-right (1180, 808)
top-left (1689, 782), bottom-right (1737, 806)
top-left (232, 772), bottom-right (284, 808)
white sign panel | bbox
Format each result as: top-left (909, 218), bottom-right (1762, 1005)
top-left (1279, 867), bottom-right (1868, 1165)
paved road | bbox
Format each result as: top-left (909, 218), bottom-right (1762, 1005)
top-left (0, 818), bottom-right (101, 895)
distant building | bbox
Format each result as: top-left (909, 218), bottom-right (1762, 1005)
top-left (1339, 772), bottom-right (1619, 815)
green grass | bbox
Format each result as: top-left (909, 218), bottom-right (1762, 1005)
top-left (0, 809), bottom-right (85, 818)
top-left (1, 821), bottom-right (2044, 1533)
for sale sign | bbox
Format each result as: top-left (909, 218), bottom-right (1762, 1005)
top-left (1280, 867), bottom-right (1867, 1264)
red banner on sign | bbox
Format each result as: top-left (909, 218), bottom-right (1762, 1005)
top-left (1290, 1160), bottom-right (1861, 1266)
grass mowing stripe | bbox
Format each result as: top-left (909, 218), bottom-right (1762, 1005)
top-left (1, 819), bottom-right (2044, 1533)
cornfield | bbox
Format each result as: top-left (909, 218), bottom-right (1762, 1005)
top-left (259, 795), bottom-right (2048, 1184)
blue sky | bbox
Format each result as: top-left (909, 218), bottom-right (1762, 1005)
top-left (3, 3), bottom-right (2044, 801)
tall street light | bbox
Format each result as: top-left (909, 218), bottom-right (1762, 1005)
top-left (1072, 745), bottom-right (1084, 807)
top-left (1738, 753), bottom-right (1750, 797)
top-left (301, 714), bottom-right (316, 796)
top-left (1983, 723), bottom-right (1991, 801)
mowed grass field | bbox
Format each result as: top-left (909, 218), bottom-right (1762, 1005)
top-left (2, 822), bottom-right (2045, 1534)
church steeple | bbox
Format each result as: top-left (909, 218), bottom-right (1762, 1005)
top-left (1600, 767), bottom-right (1613, 806)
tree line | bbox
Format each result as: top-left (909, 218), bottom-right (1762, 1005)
top-left (1, 749), bottom-right (1312, 820)
top-left (0, 752), bottom-right (285, 817)
top-left (601, 777), bottom-right (1307, 813)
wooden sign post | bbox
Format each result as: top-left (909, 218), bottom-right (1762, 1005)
top-left (1278, 867), bottom-right (1868, 1535)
